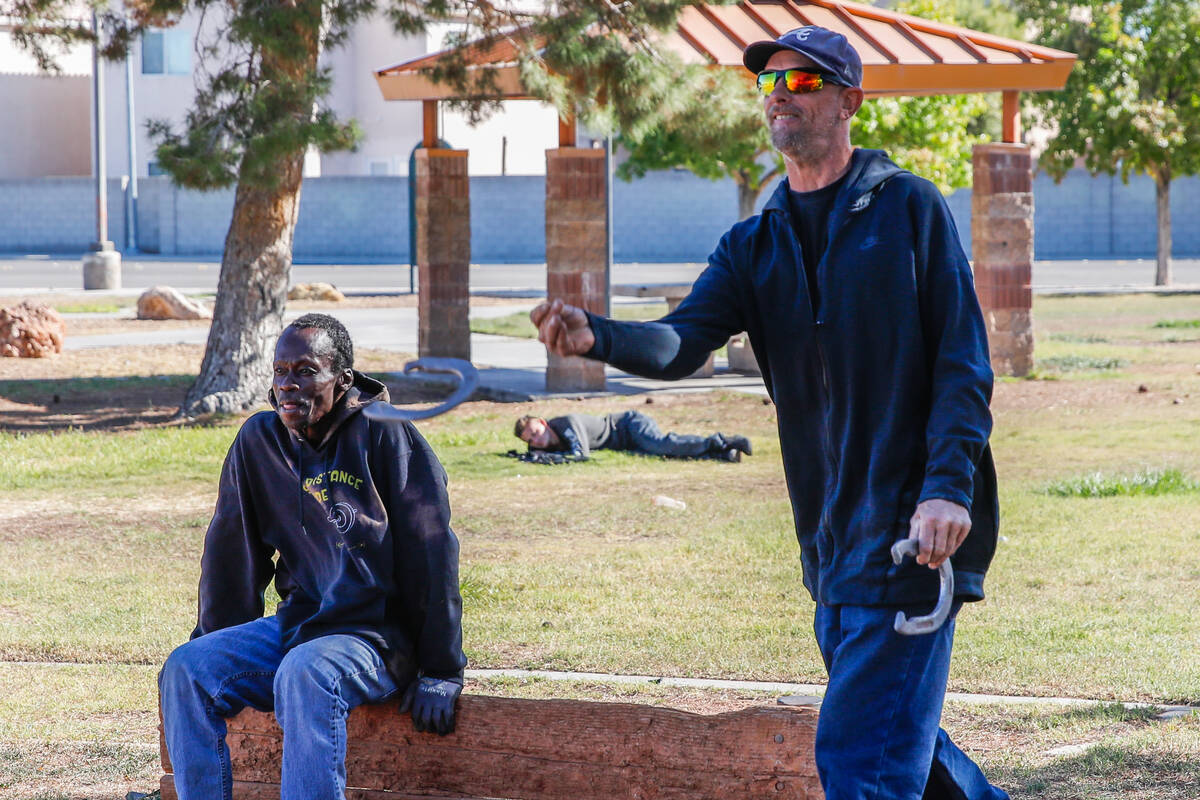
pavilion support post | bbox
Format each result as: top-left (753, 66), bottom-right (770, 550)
top-left (1001, 90), bottom-right (1021, 144)
top-left (413, 147), bottom-right (471, 360)
top-left (972, 142), bottom-right (1034, 377)
top-left (544, 147), bottom-right (607, 392)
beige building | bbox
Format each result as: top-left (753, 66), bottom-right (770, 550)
top-left (1, 8), bottom-right (561, 181)
top-left (0, 27), bottom-right (91, 178)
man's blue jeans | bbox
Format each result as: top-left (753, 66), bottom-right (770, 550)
top-left (613, 410), bottom-right (720, 457)
top-left (158, 616), bottom-right (399, 800)
top-left (814, 603), bottom-right (1008, 800)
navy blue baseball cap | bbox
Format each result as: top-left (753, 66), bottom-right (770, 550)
top-left (743, 26), bottom-right (862, 88)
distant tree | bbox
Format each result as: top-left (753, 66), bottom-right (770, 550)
top-left (617, 66), bottom-right (779, 221)
top-left (618, 0), bottom-right (992, 222)
top-left (1012, 0), bottom-right (1200, 285)
top-left (852, 0), bottom-right (990, 194)
top-left (5, 0), bottom-right (700, 415)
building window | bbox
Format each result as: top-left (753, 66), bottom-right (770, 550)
top-left (142, 29), bottom-right (191, 75)
top-left (369, 161), bottom-right (390, 176)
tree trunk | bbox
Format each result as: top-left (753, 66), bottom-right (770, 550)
top-left (736, 171), bottom-right (768, 221)
top-left (1154, 166), bottom-right (1172, 286)
top-left (179, 9), bottom-right (321, 417)
top-left (179, 162), bottom-right (305, 416)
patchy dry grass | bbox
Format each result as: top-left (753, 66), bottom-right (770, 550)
top-left (3, 292), bottom-right (1200, 798)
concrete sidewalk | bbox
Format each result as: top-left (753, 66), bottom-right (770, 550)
top-left (16, 254), bottom-right (1200, 401)
top-left (59, 300), bottom-right (769, 402)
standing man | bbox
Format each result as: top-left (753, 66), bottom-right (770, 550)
top-left (159, 313), bottom-right (467, 800)
top-left (532, 26), bottom-right (1004, 800)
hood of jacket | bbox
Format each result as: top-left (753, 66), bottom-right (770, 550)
top-left (761, 147), bottom-right (908, 225)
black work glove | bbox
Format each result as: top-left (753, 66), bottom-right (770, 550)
top-left (399, 676), bottom-right (463, 735)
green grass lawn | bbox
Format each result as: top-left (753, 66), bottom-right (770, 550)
top-left (470, 301), bottom-right (670, 338)
top-left (2, 292), bottom-right (1200, 797)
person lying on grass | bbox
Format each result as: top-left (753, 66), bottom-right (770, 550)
top-left (159, 313), bottom-right (466, 800)
top-left (514, 410), bottom-right (752, 464)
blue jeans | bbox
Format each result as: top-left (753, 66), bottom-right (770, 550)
top-left (158, 616), bottom-right (399, 800)
top-left (814, 603), bottom-right (1008, 800)
top-left (612, 410), bottom-right (720, 457)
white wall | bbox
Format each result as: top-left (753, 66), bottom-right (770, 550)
top-left (3, 10), bottom-right (570, 181)
top-left (101, 8), bottom-right (220, 179)
top-left (0, 72), bottom-right (91, 178)
top-left (319, 14), bottom-right (428, 176)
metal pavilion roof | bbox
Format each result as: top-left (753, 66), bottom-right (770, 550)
top-left (375, 0), bottom-right (1075, 102)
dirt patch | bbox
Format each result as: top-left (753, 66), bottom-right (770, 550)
top-left (0, 341), bottom-right (454, 430)
top-left (0, 738), bottom-right (160, 800)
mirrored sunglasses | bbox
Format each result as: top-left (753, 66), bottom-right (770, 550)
top-left (756, 68), bottom-right (832, 97)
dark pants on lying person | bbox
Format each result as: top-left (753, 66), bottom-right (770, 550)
top-left (813, 602), bottom-right (1008, 800)
top-left (607, 410), bottom-right (722, 458)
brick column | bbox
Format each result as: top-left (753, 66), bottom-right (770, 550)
top-left (413, 148), bottom-right (470, 360)
top-left (545, 148), bottom-right (608, 392)
top-left (972, 143), bottom-right (1034, 377)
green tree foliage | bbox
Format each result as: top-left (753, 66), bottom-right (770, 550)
top-left (618, 0), bottom-right (996, 221)
top-left (616, 66), bottom-right (780, 221)
top-left (852, 0), bottom-right (990, 195)
top-left (1012, 0), bottom-right (1200, 285)
top-left (5, 0), bottom-right (701, 414)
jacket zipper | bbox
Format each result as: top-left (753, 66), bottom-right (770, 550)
top-left (780, 212), bottom-right (841, 530)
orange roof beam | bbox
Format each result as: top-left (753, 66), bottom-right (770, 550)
top-left (373, 0), bottom-right (1075, 102)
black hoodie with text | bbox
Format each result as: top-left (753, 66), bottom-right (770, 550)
top-left (192, 372), bottom-right (466, 685)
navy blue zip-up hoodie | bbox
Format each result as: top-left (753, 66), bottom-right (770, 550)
top-left (588, 148), bottom-right (998, 607)
top-left (192, 372), bottom-right (467, 685)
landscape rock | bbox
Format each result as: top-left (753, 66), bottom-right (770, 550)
top-left (288, 282), bottom-right (346, 302)
top-left (0, 301), bottom-right (66, 357)
top-left (137, 286), bottom-right (212, 320)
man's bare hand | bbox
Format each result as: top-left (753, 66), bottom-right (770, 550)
top-left (531, 299), bottom-right (595, 357)
top-left (908, 499), bottom-right (971, 569)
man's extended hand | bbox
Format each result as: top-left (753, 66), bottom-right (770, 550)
top-left (531, 299), bottom-right (595, 357)
top-left (399, 676), bottom-right (463, 735)
top-left (908, 499), bottom-right (971, 569)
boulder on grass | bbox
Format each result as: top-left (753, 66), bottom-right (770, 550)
top-left (137, 286), bottom-right (212, 320)
top-left (288, 282), bottom-right (346, 302)
top-left (0, 301), bottom-right (65, 357)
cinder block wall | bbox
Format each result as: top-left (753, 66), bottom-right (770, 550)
top-left (5, 170), bottom-right (1200, 262)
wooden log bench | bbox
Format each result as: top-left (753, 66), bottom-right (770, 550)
top-left (159, 694), bottom-right (821, 799)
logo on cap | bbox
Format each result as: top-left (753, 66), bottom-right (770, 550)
top-left (794, 27), bottom-right (813, 41)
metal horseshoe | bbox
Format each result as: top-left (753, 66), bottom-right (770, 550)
top-left (889, 538), bottom-right (954, 636)
top-left (362, 357), bottom-right (480, 422)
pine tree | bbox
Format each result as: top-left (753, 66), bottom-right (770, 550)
top-left (6, 0), bottom-right (696, 415)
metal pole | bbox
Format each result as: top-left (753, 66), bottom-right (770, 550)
top-left (124, 48), bottom-right (139, 252)
top-left (82, 9), bottom-right (120, 290)
top-left (92, 9), bottom-right (108, 245)
top-left (604, 134), bottom-right (614, 316)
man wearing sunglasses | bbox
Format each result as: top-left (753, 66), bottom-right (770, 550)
top-left (532, 25), bottom-right (1002, 800)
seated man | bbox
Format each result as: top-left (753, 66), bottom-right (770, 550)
top-left (515, 410), bottom-right (751, 463)
top-left (159, 313), bottom-right (466, 800)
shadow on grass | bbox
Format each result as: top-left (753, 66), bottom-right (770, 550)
top-left (997, 743), bottom-right (1200, 799)
top-left (0, 375), bottom-right (195, 432)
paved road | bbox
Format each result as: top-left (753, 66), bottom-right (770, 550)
top-left (7, 251), bottom-right (1198, 400)
top-left (4, 252), bottom-right (1200, 294)
top-left (0, 254), bottom-right (709, 294)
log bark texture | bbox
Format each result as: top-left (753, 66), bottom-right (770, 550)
top-left (160, 694), bottom-right (822, 800)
